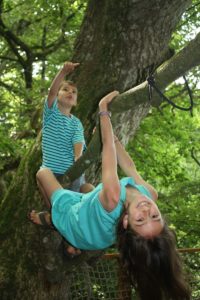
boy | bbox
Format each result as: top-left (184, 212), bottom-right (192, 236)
top-left (38, 62), bottom-right (86, 201)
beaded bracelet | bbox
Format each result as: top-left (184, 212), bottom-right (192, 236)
top-left (98, 111), bottom-right (111, 118)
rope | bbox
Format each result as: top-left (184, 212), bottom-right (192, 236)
top-left (147, 73), bottom-right (194, 116)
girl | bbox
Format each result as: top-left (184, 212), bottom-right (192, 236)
top-left (30, 91), bottom-right (190, 300)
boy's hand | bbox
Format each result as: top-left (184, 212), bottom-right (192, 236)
top-left (63, 62), bottom-right (80, 75)
top-left (99, 90), bottom-right (119, 111)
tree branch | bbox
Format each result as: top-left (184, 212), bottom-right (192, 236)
top-left (33, 35), bottom-right (66, 59)
top-left (111, 31), bottom-right (200, 112)
top-left (0, 25), bottom-right (26, 67)
top-left (63, 32), bottom-right (200, 181)
top-left (62, 126), bottom-right (102, 182)
top-left (0, 13), bottom-right (32, 64)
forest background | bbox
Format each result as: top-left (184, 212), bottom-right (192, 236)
top-left (0, 0), bottom-right (200, 299)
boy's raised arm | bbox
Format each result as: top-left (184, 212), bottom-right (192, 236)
top-left (47, 62), bottom-right (79, 108)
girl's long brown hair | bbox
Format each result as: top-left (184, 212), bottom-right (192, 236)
top-left (116, 209), bottom-right (191, 300)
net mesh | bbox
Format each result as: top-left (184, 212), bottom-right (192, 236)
top-left (64, 250), bottom-right (200, 300)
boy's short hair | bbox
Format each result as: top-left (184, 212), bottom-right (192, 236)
top-left (58, 80), bottom-right (78, 92)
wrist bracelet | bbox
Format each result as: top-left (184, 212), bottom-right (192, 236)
top-left (99, 111), bottom-right (111, 118)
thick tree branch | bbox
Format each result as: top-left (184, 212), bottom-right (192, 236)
top-left (62, 126), bottom-right (102, 182)
top-left (111, 31), bottom-right (200, 112)
top-left (64, 32), bottom-right (200, 181)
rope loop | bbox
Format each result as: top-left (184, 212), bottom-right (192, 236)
top-left (147, 72), bottom-right (194, 116)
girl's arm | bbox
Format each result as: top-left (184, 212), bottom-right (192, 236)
top-left (98, 91), bottom-right (121, 211)
top-left (114, 136), bottom-right (158, 201)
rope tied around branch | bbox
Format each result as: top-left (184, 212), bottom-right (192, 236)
top-left (147, 72), bottom-right (194, 116)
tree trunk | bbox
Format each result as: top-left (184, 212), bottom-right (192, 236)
top-left (0, 0), bottom-right (193, 299)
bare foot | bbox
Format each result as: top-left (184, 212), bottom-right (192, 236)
top-left (66, 245), bottom-right (81, 256)
top-left (63, 240), bottom-right (81, 257)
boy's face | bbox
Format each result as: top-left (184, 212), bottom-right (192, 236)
top-left (57, 83), bottom-right (78, 108)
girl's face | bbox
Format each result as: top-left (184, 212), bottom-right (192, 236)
top-left (124, 195), bottom-right (164, 238)
top-left (58, 83), bottom-right (77, 107)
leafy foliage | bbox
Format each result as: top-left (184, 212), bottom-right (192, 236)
top-left (0, 0), bottom-right (87, 177)
top-left (171, 0), bottom-right (200, 50)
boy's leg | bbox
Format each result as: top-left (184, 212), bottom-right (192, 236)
top-left (31, 168), bottom-right (62, 227)
top-left (36, 168), bottom-right (63, 208)
top-left (37, 179), bottom-right (51, 209)
top-left (69, 174), bottom-right (95, 193)
top-left (80, 183), bottom-right (95, 193)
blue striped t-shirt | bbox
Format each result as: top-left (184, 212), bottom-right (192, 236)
top-left (41, 99), bottom-right (85, 174)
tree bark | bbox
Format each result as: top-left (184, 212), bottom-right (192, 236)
top-left (1, 1), bottom-right (198, 299)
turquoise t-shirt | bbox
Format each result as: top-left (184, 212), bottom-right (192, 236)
top-left (51, 177), bottom-right (152, 250)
